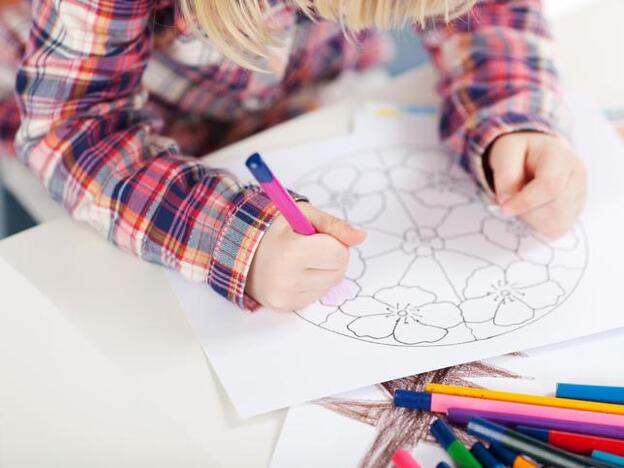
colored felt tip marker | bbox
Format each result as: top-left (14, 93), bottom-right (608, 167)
top-left (394, 389), bottom-right (624, 428)
top-left (557, 383), bottom-right (624, 405)
top-left (430, 419), bottom-right (482, 468)
top-left (592, 450), bottom-right (624, 467)
top-left (517, 425), bottom-right (624, 455)
top-left (246, 152), bottom-right (361, 307)
top-left (246, 153), bottom-right (316, 235)
top-left (446, 407), bottom-right (624, 440)
top-left (489, 443), bottom-right (539, 468)
top-left (392, 450), bottom-right (421, 468)
top-left (436, 463), bottom-right (452, 468)
top-left (425, 383), bottom-right (624, 416)
top-left (394, 390), bottom-right (432, 410)
top-left (471, 442), bottom-right (505, 468)
top-left (467, 418), bottom-right (611, 468)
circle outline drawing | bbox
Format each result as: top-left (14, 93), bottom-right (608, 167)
top-left (292, 144), bottom-right (589, 348)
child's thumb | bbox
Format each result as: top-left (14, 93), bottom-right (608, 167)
top-left (311, 210), bottom-right (366, 247)
top-left (490, 135), bottom-right (528, 205)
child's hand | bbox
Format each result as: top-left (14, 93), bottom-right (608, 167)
top-left (246, 204), bottom-right (366, 312)
top-left (488, 132), bottom-right (587, 238)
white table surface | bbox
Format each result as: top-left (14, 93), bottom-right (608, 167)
top-left (1, 2), bottom-right (623, 466)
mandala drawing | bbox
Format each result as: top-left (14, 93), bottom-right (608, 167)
top-left (294, 144), bottom-right (588, 346)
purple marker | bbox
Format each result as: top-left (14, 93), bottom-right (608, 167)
top-left (246, 153), bottom-right (316, 235)
top-left (447, 408), bottom-right (624, 440)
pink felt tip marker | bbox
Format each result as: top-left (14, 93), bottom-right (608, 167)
top-left (246, 152), bottom-right (358, 307)
top-left (246, 153), bottom-right (316, 235)
top-left (394, 390), bottom-right (624, 428)
top-left (392, 450), bottom-right (422, 468)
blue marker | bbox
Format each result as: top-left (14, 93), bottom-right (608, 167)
top-left (471, 442), bottom-right (505, 468)
top-left (436, 463), bottom-right (452, 468)
top-left (398, 104), bottom-right (438, 115)
top-left (489, 443), bottom-right (524, 467)
top-left (592, 450), bottom-right (624, 467)
top-left (394, 390), bottom-right (433, 410)
top-left (431, 419), bottom-right (483, 468)
top-left (557, 383), bottom-right (624, 405)
top-left (515, 426), bottom-right (550, 442)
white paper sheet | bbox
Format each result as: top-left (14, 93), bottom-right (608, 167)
top-left (167, 92), bottom-right (624, 418)
top-left (270, 328), bottom-right (624, 468)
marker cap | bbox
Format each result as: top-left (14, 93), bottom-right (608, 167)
top-left (394, 390), bottom-right (432, 411)
top-left (430, 419), bottom-right (457, 449)
top-left (245, 153), bottom-right (273, 182)
top-left (472, 441), bottom-right (505, 468)
top-left (392, 450), bottom-right (421, 468)
top-left (516, 426), bottom-right (549, 442)
top-left (489, 442), bottom-right (518, 466)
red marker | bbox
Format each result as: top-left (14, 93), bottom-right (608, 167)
top-left (517, 426), bottom-right (624, 456)
top-left (392, 450), bottom-right (421, 468)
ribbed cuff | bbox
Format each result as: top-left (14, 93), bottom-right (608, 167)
top-left (210, 187), bottom-right (307, 311)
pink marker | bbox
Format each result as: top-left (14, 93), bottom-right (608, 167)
top-left (392, 450), bottom-right (422, 468)
top-left (246, 152), bottom-right (357, 307)
top-left (246, 153), bottom-right (316, 235)
top-left (394, 390), bottom-right (624, 428)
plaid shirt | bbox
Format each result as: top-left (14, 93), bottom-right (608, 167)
top-left (10, 0), bottom-right (563, 309)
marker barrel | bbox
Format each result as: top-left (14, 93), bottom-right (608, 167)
top-left (517, 425), bottom-right (624, 455)
top-left (557, 383), bottom-right (624, 405)
top-left (426, 383), bottom-right (624, 416)
top-left (447, 408), bottom-right (624, 440)
top-left (418, 390), bottom-right (624, 427)
top-left (246, 153), bottom-right (316, 235)
top-left (592, 450), bottom-right (624, 467)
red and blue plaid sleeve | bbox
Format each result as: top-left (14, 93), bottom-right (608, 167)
top-left (418, 0), bottom-right (566, 191)
top-left (14, 0), bottom-right (276, 309)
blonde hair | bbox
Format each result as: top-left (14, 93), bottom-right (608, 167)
top-left (179, 0), bottom-right (475, 70)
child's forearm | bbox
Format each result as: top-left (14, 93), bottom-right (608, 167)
top-left (417, 0), bottom-right (566, 190)
top-left (15, 0), bottom-right (272, 309)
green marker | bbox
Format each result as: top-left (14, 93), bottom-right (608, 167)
top-left (431, 419), bottom-right (482, 468)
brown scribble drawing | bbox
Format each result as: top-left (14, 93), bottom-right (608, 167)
top-left (317, 353), bottom-right (528, 468)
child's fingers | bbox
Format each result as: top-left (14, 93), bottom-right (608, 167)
top-left (501, 151), bottom-right (572, 217)
top-left (299, 268), bottom-right (346, 291)
top-left (522, 185), bottom-right (575, 238)
top-left (489, 135), bottom-right (529, 204)
top-left (303, 205), bottom-right (366, 247)
top-left (522, 167), bottom-right (586, 238)
top-left (299, 234), bottom-right (350, 270)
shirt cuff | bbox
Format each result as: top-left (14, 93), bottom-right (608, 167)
top-left (210, 187), bottom-right (307, 311)
top-left (464, 113), bottom-right (563, 198)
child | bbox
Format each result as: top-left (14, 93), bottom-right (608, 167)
top-left (4, 0), bottom-right (586, 311)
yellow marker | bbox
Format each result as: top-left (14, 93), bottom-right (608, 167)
top-left (425, 383), bottom-right (624, 415)
top-left (372, 108), bottom-right (398, 118)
